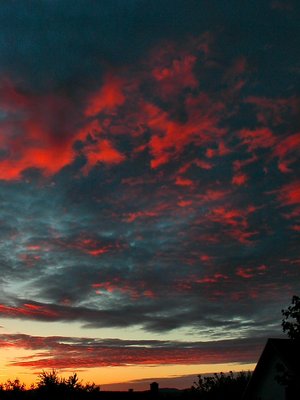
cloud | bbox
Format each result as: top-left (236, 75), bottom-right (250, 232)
top-left (84, 74), bottom-right (126, 117)
top-left (0, 79), bottom-right (79, 180)
top-left (0, 333), bottom-right (267, 370)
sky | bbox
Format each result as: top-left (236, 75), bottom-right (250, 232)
top-left (0, 0), bottom-right (299, 391)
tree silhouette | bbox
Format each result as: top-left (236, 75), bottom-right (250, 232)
top-left (274, 296), bottom-right (300, 397)
top-left (281, 295), bottom-right (300, 339)
top-left (37, 369), bottom-right (61, 389)
top-left (35, 369), bottom-right (100, 399)
top-left (192, 371), bottom-right (251, 399)
top-left (2, 378), bottom-right (26, 392)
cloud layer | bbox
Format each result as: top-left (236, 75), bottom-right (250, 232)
top-left (0, 0), bottom-right (299, 375)
top-left (0, 333), bottom-right (264, 369)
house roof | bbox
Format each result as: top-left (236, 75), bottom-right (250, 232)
top-left (242, 338), bottom-right (300, 399)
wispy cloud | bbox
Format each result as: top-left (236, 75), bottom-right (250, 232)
top-left (0, 333), bottom-right (267, 370)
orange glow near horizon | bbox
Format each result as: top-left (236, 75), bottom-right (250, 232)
top-left (0, 347), bottom-right (256, 390)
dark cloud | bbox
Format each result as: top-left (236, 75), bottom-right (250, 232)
top-left (0, 1), bottom-right (298, 93)
top-left (0, 0), bottom-right (210, 91)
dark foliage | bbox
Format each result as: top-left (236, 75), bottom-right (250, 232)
top-left (281, 295), bottom-right (300, 339)
top-left (274, 295), bottom-right (300, 396)
top-left (0, 370), bottom-right (251, 400)
top-left (0, 370), bottom-right (100, 400)
top-left (191, 371), bottom-right (252, 400)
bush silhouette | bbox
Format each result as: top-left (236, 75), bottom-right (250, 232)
top-left (35, 369), bottom-right (100, 399)
top-left (192, 371), bottom-right (252, 399)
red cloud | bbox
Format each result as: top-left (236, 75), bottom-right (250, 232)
top-left (72, 239), bottom-right (111, 257)
top-left (233, 155), bottom-right (258, 172)
top-left (1, 334), bottom-right (261, 370)
top-left (148, 34), bottom-right (213, 103)
top-left (0, 37), bottom-right (228, 179)
top-left (51, 236), bottom-right (121, 257)
top-left (0, 146), bottom-right (75, 181)
top-left (238, 128), bottom-right (276, 151)
top-left (200, 254), bottom-right (213, 262)
top-left (206, 141), bottom-right (230, 159)
top-left (175, 176), bottom-right (194, 187)
top-left (236, 265), bottom-right (268, 279)
top-left (26, 245), bottom-right (41, 251)
top-left (232, 173), bottom-right (248, 186)
top-left (0, 75), bottom-right (129, 180)
top-left (0, 80), bottom-right (79, 180)
top-left (84, 74), bottom-right (125, 117)
top-left (82, 138), bottom-right (125, 174)
top-left (175, 272), bottom-right (229, 292)
top-left (92, 278), bottom-right (154, 300)
top-left (274, 133), bottom-right (300, 158)
top-left (274, 132), bottom-right (300, 173)
top-left (236, 267), bottom-right (253, 279)
top-left (152, 52), bottom-right (198, 99)
top-left (142, 88), bottom-right (225, 169)
top-left (196, 273), bottom-right (228, 284)
top-left (198, 189), bottom-right (229, 203)
top-left (207, 206), bottom-right (258, 244)
top-left (175, 159), bottom-right (213, 184)
top-left (0, 303), bottom-right (58, 319)
top-left (277, 181), bottom-right (300, 206)
top-left (195, 159), bottom-right (214, 169)
top-left (210, 207), bottom-right (248, 228)
top-left (124, 211), bottom-right (158, 223)
top-left (177, 200), bottom-right (193, 208)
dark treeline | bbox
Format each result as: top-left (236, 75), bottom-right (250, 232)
top-left (0, 369), bottom-right (252, 400)
top-left (0, 370), bottom-right (101, 400)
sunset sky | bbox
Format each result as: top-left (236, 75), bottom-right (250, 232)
top-left (0, 0), bottom-right (299, 390)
